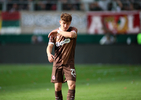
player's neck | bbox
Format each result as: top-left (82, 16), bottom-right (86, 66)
top-left (59, 26), bottom-right (70, 31)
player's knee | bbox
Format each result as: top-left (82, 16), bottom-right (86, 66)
top-left (55, 86), bottom-right (62, 91)
top-left (55, 84), bottom-right (62, 91)
top-left (69, 83), bottom-right (76, 90)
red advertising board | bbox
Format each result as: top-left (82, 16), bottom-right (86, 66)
top-left (87, 11), bottom-right (140, 34)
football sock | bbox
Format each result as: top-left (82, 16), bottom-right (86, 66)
top-left (67, 89), bottom-right (75, 100)
top-left (55, 90), bottom-right (63, 100)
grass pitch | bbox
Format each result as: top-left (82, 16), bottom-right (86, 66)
top-left (0, 64), bottom-right (141, 100)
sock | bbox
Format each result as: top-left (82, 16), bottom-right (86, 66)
top-left (55, 90), bottom-right (63, 100)
top-left (67, 89), bottom-right (75, 100)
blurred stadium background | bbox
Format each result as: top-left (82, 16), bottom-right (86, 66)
top-left (0, 0), bottom-right (141, 64)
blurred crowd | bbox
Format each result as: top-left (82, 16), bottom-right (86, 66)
top-left (0, 0), bottom-right (140, 11)
top-left (89, 0), bottom-right (141, 11)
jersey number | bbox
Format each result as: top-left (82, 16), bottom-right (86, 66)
top-left (71, 69), bottom-right (76, 77)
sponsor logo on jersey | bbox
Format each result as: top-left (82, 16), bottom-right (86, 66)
top-left (56, 39), bottom-right (70, 47)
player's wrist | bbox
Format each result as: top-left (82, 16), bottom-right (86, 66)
top-left (47, 53), bottom-right (51, 57)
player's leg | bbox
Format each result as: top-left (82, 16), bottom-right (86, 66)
top-left (67, 80), bottom-right (76, 100)
top-left (51, 66), bottom-right (64, 100)
top-left (63, 65), bottom-right (76, 100)
top-left (55, 83), bottom-right (63, 100)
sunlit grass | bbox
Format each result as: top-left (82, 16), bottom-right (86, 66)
top-left (0, 64), bottom-right (141, 100)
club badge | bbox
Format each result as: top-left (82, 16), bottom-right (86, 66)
top-left (52, 75), bottom-right (55, 80)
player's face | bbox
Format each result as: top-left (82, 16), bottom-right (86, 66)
top-left (59, 20), bottom-right (71, 31)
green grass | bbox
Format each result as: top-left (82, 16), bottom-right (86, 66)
top-left (0, 64), bottom-right (141, 100)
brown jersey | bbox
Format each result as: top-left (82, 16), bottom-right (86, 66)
top-left (48, 26), bottom-right (77, 66)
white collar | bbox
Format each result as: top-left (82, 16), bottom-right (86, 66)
top-left (59, 27), bottom-right (63, 31)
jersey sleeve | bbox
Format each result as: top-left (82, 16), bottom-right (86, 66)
top-left (70, 27), bottom-right (78, 38)
top-left (71, 27), bottom-right (78, 34)
top-left (48, 35), bottom-right (55, 45)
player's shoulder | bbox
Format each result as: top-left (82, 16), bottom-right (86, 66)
top-left (70, 26), bottom-right (77, 30)
top-left (69, 26), bottom-right (78, 33)
top-left (49, 28), bottom-right (59, 39)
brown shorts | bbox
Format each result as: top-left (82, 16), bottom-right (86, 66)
top-left (51, 64), bottom-right (76, 83)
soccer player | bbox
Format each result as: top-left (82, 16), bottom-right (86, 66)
top-left (46, 13), bottom-right (77, 100)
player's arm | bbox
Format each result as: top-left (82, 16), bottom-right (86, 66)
top-left (46, 35), bottom-right (54, 63)
top-left (48, 28), bottom-right (77, 38)
top-left (58, 30), bottom-right (77, 38)
top-left (46, 42), bottom-right (54, 63)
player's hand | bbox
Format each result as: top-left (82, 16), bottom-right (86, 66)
top-left (48, 30), bottom-right (58, 38)
top-left (47, 54), bottom-right (54, 63)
